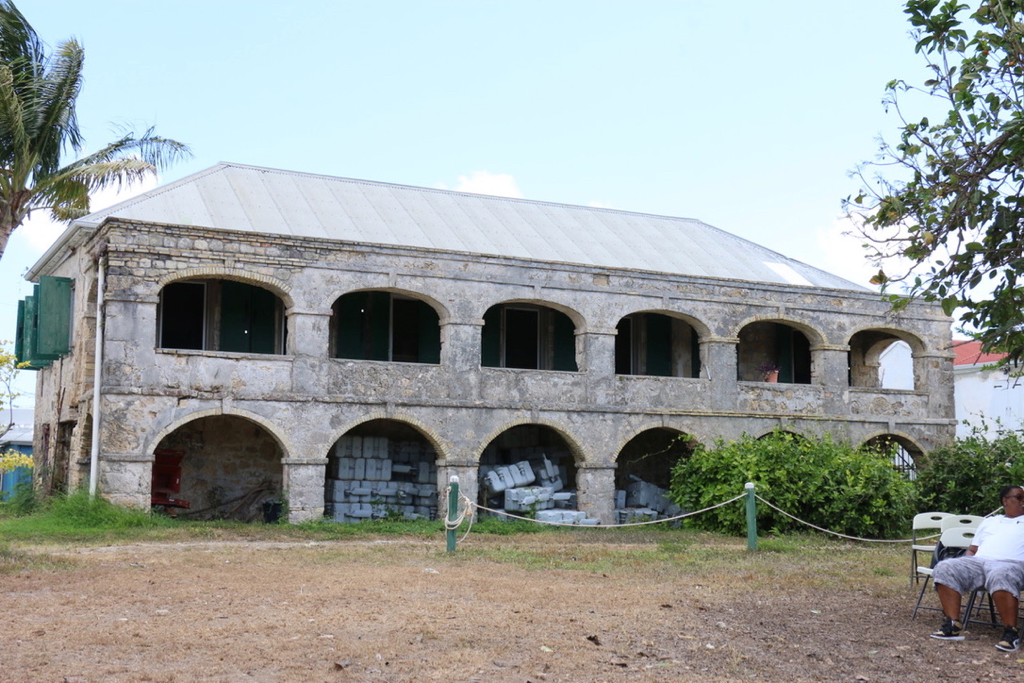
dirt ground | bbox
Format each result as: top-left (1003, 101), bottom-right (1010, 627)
top-left (3, 535), bottom-right (1024, 683)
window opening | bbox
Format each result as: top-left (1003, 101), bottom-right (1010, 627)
top-left (158, 279), bottom-right (285, 354)
top-left (332, 291), bottom-right (440, 364)
top-left (481, 304), bottom-right (578, 371)
top-left (615, 313), bottom-right (700, 378)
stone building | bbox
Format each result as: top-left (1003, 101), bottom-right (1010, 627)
top-left (15, 163), bottom-right (955, 523)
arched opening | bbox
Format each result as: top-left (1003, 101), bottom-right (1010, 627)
top-left (157, 279), bottom-right (287, 354)
top-left (614, 312), bottom-right (701, 377)
top-left (478, 425), bottom-right (595, 523)
top-left (152, 415), bottom-right (284, 521)
top-left (324, 419), bottom-right (439, 522)
top-left (737, 321), bottom-right (812, 384)
top-left (615, 428), bottom-right (695, 522)
top-left (481, 304), bottom-right (578, 371)
top-left (331, 291), bottom-right (440, 364)
top-left (863, 434), bottom-right (923, 480)
top-left (849, 331), bottom-right (916, 390)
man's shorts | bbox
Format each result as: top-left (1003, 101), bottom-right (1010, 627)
top-left (933, 556), bottom-right (1024, 598)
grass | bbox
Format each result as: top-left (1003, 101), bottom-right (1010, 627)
top-left (0, 490), bottom-right (910, 593)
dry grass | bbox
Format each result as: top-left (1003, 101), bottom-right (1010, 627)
top-left (1, 531), bottom-right (1019, 682)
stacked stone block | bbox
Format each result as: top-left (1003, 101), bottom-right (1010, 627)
top-left (614, 475), bottom-right (683, 523)
top-left (325, 436), bottom-right (438, 522)
top-left (480, 450), bottom-right (597, 524)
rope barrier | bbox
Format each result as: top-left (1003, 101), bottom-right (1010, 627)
top-left (464, 492), bottom-right (747, 528)
top-left (753, 494), bottom-right (915, 543)
top-left (442, 483), bottom-right (970, 548)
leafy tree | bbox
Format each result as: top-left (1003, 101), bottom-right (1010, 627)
top-left (0, 0), bottom-right (189, 259)
top-left (845, 0), bottom-right (1024, 362)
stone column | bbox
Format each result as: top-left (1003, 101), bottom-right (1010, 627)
top-left (812, 345), bottom-right (851, 414)
top-left (283, 457), bottom-right (329, 522)
top-left (914, 349), bottom-right (956, 418)
top-left (288, 310), bottom-right (331, 358)
top-left (576, 462), bottom-right (617, 524)
top-left (99, 451), bottom-right (153, 510)
top-left (580, 328), bottom-right (618, 404)
top-left (701, 337), bottom-right (739, 410)
top-left (441, 322), bottom-right (483, 400)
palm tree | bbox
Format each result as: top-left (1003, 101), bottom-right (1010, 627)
top-left (0, 1), bottom-right (189, 259)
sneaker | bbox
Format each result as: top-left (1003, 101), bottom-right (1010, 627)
top-left (930, 617), bottom-right (965, 640)
top-left (996, 627), bottom-right (1020, 652)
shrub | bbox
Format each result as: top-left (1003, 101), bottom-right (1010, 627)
top-left (914, 429), bottom-right (1024, 515)
top-left (669, 430), bottom-right (914, 538)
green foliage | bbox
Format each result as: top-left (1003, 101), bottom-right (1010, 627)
top-left (0, 479), bottom-right (36, 515)
top-left (669, 431), bottom-right (915, 539)
top-left (0, 2), bottom-right (190, 258)
top-left (846, 0), bottom-right (1024, 362)
top-left (914, 428), bottom-right (1024, 514)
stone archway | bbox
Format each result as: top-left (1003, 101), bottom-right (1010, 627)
top-left (153, 414), bottom-right (284, 521)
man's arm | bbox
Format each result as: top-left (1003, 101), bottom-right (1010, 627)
top-left (965, 545), bottom-right (980, 557)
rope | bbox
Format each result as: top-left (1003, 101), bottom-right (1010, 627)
top-left (754, 494), bottom-right (915, 543)
top-left (442, 482), bottom-right (980, 548)
top-left (471, 492), bottom-right (747, 528)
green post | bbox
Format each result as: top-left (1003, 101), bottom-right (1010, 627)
top-left (745, 482), bottom-right (758, 551)
top-left (446, 475), bottom-right (460, 553)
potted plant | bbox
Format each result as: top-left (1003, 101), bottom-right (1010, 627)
top-left (757, 361), bottom-right (780, 383)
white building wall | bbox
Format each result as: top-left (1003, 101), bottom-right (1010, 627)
top-left (954, 364), bottom-right (1024, 438)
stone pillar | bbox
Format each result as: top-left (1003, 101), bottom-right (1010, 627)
top-left (441, 322), bottom-right (483, 400)
top-left (915, 350), bottom-right (956, 419)
top-left (576, 462), bottom-right (616, 524)
top-left (701, 337), bottom-right (739, 410)
top-left (98, 451), bottom-right (153, 509)
top-left (288, 310), bottom-right (331, 357)
top-left (283, 458), bottom-right (328, 522)
top-left (812, 345), bottom-right (851, 414)
top-left (580, 329), bottom-right (618, 404)
top-left (435, 459), bottom-right (479, 519)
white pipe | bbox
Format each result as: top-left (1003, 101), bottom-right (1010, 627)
top-left (88, 257), bottom-right (105, 498)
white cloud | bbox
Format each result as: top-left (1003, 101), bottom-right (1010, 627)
top-left (441, 170), bottom-right (523, 199)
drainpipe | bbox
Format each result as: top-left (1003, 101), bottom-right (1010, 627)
top-left (88, 256), bottom-right (106, 498)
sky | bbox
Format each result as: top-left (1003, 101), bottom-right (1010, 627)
top-left (0, 0), bottom-right (940, 406)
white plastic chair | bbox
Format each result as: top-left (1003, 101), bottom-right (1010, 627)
top-left (940, 514), bottom-right (985, 532)
top-left (912, 526), bottom-right (978, 620)
top-left (911, 512), bottom-right (951, 587)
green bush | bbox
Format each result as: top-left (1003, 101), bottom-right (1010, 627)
top-left (914, 429), bottom-right (1024, 515)
top-left (669, 431), bottom-right (914, 539)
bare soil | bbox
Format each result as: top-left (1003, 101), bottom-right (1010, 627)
top-left (2, 535), bottom-right (1023, 682)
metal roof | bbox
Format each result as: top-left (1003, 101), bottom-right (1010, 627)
top-left (66, 162), bottom-right (866, 291)
top-left (1, 408), bottom-right (33, 446)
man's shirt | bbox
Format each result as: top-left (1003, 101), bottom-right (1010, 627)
top-left (974, 515), bottom-right (1024, 561)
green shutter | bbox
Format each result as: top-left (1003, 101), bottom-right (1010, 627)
top-left (14, 299), bottom-right (26, 365)
top-left (645, 314), bottom-right (672, 376)
top-left (37, 276), bottom-right (72, 357)
top-left (248, 286), bottom-right (279, 354)
top-left (481, 306), bottom-right (501, 367)
top-left (21, 290), bottom-right (52, 368)
top-left (417, 300), bottom-right (441, 364)
top-left (219, 280), bottom-right (252, 352)
top-left (690, 325), bottom-right (702, 378)
top-left (367, 292), bottom-right (390, 361)
top-left (334, 292), bottom-right (366, 359)
top-left (776, 323), bottom-right (794, 383)
top-left (552, 310), bottom-right (577, 371)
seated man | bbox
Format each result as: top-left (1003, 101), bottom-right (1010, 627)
top-left (931, 485), bottom-right (1024, 651)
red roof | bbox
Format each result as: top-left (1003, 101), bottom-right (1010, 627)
top-left (953, 340), bottom-right (1007, 366)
